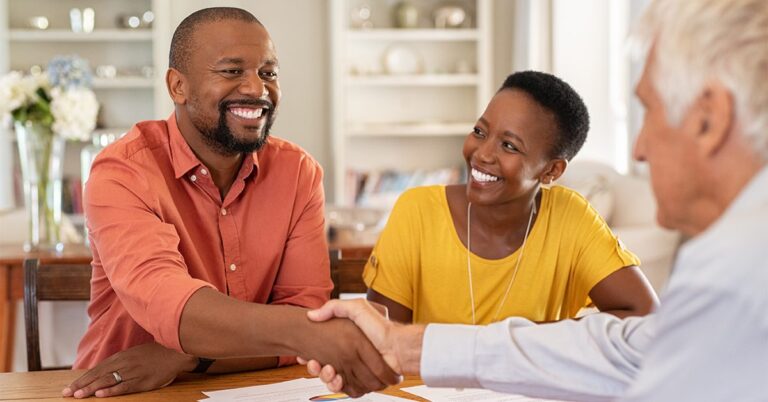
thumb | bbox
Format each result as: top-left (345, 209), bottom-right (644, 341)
top-left (307, 300), bottom-right (351, 322)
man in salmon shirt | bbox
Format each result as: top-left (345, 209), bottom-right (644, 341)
top-left (61, 7), bottom-right (398, 399)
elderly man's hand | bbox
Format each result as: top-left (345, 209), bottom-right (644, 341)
top-left (300, 299), bottom-right (426, 393)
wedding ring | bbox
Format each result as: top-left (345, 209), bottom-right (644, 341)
top-left (111, 371), bottom-right (123, 384)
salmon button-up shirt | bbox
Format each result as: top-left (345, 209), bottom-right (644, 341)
top-left (74, 114), bottom-right (331, 368)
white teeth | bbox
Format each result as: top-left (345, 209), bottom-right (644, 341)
top-left (471, 168), bottom-right (500, 183)
top-left (230, 107), bottom-right (264, 119)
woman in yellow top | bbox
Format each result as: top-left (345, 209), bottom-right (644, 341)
top-left (364, 71), bottom-right (658, 325)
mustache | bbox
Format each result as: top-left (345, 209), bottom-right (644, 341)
top-left (219, 98), bottom-right (274, 111)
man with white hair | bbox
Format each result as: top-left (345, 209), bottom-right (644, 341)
top-left (303, 0), bottom-right (768, 400)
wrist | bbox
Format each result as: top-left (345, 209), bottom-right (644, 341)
top-left (394, 324), bottom-right (426, 375)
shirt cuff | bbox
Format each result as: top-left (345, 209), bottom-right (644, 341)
top-left (421, 323), bottom-right (482, 389)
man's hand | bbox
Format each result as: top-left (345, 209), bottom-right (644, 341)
top-left (302, 299), bottom-right (426, 393)
top-left (62, 342), bottom-right (196, 398)
top-left (294, 311), bottom-right (401, 397)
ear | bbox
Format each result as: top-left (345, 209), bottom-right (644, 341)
top-left (540, 159), bottom-right (568, 184)
top-left (690, 80), bottom-right (734, 157)
top-left (166, 68), bottom-right (188, 105)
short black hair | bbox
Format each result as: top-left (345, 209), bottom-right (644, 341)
top-left (500, 71), bottom-right (589, 161)
top-left (169, 7), bottom-right (262, 72)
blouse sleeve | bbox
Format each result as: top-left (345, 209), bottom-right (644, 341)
top-left (362, 189), bottom-right (424, 309)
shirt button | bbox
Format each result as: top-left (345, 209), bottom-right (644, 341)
top-left (221, 208), bottom-right (227, 216)
top-left (200, 168), bottom-right (208, 176)
top-left (190, 174), bottom-right (197, 182)
top-left (229, 264), bottom-right (237, 272)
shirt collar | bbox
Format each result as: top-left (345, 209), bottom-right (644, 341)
top-left (168, 112), bottom-right (261, 180)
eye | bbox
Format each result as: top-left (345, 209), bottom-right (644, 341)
top-left (260, 70), bottom-right (278, 81)
top-left (219, 69), bottom-right (243, 76)
top-left (502, 141), bottom-right (519, 152)
top-left (471, 127), bottom-right (486, 138)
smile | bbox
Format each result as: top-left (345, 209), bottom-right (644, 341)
top-left (228, 107), bottom-right (266, 120)
top-left (471, 168), bottom-right (500, 183)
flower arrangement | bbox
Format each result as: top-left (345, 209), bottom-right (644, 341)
top-left (0, 55), bottom-right (99, 141)
top-left (0, 55), bottom-right (99, 250)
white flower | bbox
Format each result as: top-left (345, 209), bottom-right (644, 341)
top-left (0, 71), bottom-right (26, 120)
top-left (50, 87), bottom-right (99, 141)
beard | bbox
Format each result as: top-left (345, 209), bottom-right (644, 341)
top-left (193, 98), bottom-right (276, 156)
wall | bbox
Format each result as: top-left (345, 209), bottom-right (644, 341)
top-left (551, 0), bottom-right (633, 173)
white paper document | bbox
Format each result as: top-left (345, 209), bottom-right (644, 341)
top-left (200, 377), bottom-right (412, 402)
top-left (401, 385), bottom-right (567, 402)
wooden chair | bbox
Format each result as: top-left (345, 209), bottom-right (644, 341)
top-left (23, 259), bottom-right (92, 371)
top-left (329, 247), bottom-right (372, 299)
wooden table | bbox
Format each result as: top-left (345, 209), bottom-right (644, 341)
top-left (0, 364), bottom-right (426, 401)
top-left (0, 243), bottom-right (92, 372)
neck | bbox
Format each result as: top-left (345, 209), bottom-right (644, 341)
top-left (683, 154), bottom-right (766, 237)
top-left (176, 111), bottom-right (245, 198)
top-left (467, 190), bottom-right (540, 237)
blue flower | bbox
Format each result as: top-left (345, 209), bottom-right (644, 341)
top-left (47, 55), bottom-right (93, 90)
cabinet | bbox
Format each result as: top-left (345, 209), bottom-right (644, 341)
top-left (330, 0), bottom-right (492, 207)
top-left (0, 0), bottom-right (170, 212)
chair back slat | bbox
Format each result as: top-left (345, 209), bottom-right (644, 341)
top-left (329, 248), bottom-right (371, 299)
top-left (23, 259), bottom-right (92, 371)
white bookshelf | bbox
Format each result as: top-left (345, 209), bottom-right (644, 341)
top-left (0, 0), bottom-right (171, 195)
top-left (9, 29), bottom-right (153, 42)
top-left (330, 0), bottom-right (493, 206)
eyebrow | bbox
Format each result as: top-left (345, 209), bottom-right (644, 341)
top-left (478, 117), bottom-right (527, 151)
top-left (214, 57), bottom-right (279, 67)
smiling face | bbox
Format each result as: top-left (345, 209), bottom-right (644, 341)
top-left (174, 19), bottom-right (280, 155)
top-left (463, 89), bottom-right (561, 206)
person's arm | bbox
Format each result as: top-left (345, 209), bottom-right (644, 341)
top-left (85, 154), bottom-right (398, 397)
top-left (306, 299), bottom-right (655, 401)
top-left (367, 288), bottom-right (412, 323)
top-left (588, 265), bottom-right (659, 318)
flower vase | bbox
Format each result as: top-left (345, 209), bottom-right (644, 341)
top-left (15, 121), bottom-right (65, 252)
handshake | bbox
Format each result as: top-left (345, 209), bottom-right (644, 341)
top-left (298, 299), bottom-right (426, 398)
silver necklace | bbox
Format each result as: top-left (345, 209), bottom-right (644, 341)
top-left (466, 201), bottom-right (537, 324)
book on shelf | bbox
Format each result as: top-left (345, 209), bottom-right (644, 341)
top-left (346, 166), bottom-right (467, 208)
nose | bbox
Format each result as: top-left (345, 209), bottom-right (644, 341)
top-left (632, 129), bottom-right (646, 162)
top-left (475, 137), bottom-right (496, 163)
top-left (239, 71), bottom-right (268, 98)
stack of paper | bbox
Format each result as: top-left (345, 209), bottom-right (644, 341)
top-left (402, 385), bottom-right (567, 402)
top-left (200, 377), bottom-right (412, 402)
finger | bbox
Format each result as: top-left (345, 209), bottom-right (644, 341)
top-left (307, 360), bottom-right (323, 376)
top-left (94, 381), bottom-right (133, 398)
top-left (296, 356), bottom-right (308, 365)
top-left (65, 367), bottom-right (106, 396)
top-left (329, 374), bottom-right (344, 393)
top-left (319, 364), bottom-right (337, 383)
top-left (72, 371), bottom-right (123, 399)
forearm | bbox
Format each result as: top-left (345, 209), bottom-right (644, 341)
top-left (207, 357), bottom-right (279, 374)
top-left (178, 288), bottom-right (310, 358)
top-left (421, 315), bottom-right (652, 401)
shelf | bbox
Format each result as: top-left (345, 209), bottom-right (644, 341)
top-left (347, 29), bottom-right (479, 41)
top-left (347, 74), bottom-right (478, 87)
top-left (348, 122), bottom-right (473, 137)
top-left (92, 77), bottom-right (154, 89)
top-left (9, 29), bottom-right (153, 42)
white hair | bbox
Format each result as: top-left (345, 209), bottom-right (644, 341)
top-left (633, 0), bottom-right (768, 160)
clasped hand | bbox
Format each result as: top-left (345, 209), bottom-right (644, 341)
top-left (299, 299), bottom-right (425, 395)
